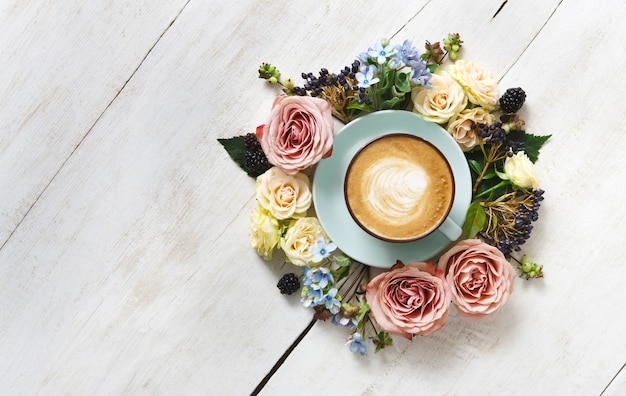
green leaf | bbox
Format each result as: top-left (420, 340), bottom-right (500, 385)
top-left (395, 72), bottom-right (411, 93)
top-left (331, 265), bottom-right (350, 283)
top-left (426, 63), bottom-right (439, 74)
top-left (218, 136), bottom-right (258, 178)
top-left (508, 131), bottom-right (551, 163)
top-left (333, 255), bottom-right (351, 267)
top-left (468, 159), bottom-right (483, 175)
top-left (463, 202), bottom-right (487, 238)
top-left (381, 95), bottom-right (404, 110)
top-left (345, 99), bottom-right (370, 111)
top-left (482, 170), bottom-right (497, 180)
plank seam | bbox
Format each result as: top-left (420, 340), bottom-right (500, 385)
top-left (600, 361), bottom-right (626, 396)
top-left (0, 0), bottom-right (192, 253)
top-left (497, 0), bottom-right (565, 84)
top-left (250, 319), bottom-right (317, 395)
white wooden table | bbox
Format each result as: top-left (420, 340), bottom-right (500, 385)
top-left (1, 1), bottom-right (625, 394)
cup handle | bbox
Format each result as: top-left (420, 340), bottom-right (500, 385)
top-left (438, 217), bottom-right (462, 241)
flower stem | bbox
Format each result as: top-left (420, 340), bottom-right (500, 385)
top-left (474, 180), bottom-right (509, 199)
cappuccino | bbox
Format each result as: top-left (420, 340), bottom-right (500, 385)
top-left (344, 134), bottom-right (454, 242)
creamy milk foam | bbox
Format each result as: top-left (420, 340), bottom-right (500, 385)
top-left (344, 134), bottom-right (454, 242)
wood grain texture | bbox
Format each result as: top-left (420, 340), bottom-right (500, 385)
top-left (603, 364), bottom-right (626, 396)
top-left (1, 0), bottom-right (625, 394)
top-left (0, 0), bottom-right (190, 245)
top-left (261, 0), bottom-right (626, 395)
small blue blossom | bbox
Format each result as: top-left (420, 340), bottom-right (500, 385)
top-left (367, 41), bottom-right (394, 64)
top-left (332, 312), bottom-right (359, 327)
top-left (308, 238), bottom-right (337, 263)
top-left (357, 51), bottom-right (369, 63)
top-left (301, 285), bottom-right (325, 308)
top-left (312, 266), bottom-right (334, 289)
top-left (346, 332), bottom-right (368, 356)
top-left (301, 265), bottom-right (334, 289)
top-left (394, 39), bottom-right (420, 63)
top-left (387, 57), bottom-right (402, 70)
top-left (356, 65), bottom-right (380, 88)
top-left (409, 59), bottom-right (432, 88)
top-left (322, 288), bottom-right (341, 314)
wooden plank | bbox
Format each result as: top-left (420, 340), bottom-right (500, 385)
top-left (603, 363), bottom-right (626, 396)
top-left (0, 0), bottom-right (469, 394)
top-left (0, 0), bottom-right (189, 245)
top-left (260, 0), bottom-right (626, 394)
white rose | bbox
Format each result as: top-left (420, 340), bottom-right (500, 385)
top-left (411, 73), bottom-right (467, 124)
top-left (280, 217), bottom-right (328, 266)
top-left (504, 151), bottom-right (540, 190)
top-left (446, 107), bottom-right (495, 151)
top-left (448, 60), bottom-right (499, 110)
top-left (256, 167), bottom-right (311, 220)
top-left (249, 204), bottom-right (281, 260)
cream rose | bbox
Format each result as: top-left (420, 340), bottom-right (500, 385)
top-left (259, 95), bottom-right (334, 175)
top-left (437, 239), bottom-right (516, 319)
top-left (448, 60), bottom-right (499, 110)
top-left (256, 167), bottom-right (312, 220)
top-left (504, 151), bottom-right (540, 190)
top-left (280, 217), bottom-right (329, 266)
top-left (411, 73), bottom-right (467, 124)
top-left (366, 262), bottom-right (452, 339)
top-left (249, 204), bottom-right (281, 260)
top-left (446, 107), bottom-right (495, 151)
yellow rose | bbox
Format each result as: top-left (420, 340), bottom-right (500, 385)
top-left (411, 73), bottom-right (467, 124)
top-left (448, 60), bottom-right (499, 110)
top-left (249, 204), bottom-right (281, 260)
top-left (504, 151), bottom-right (540, 190)
top-left (446, 107), bottom-right (495, 151)
top-left (256, 166), bottom-right (312, 220)
top-left (280, 217), bottom-right (328, 266)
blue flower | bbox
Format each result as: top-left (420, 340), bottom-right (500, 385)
top-left (394, 39), bottom-right (420, 63)
top-left (357, 51), bottom-right (369, 63)
top-left (368, 42), bottom-right (394, 64)
top-left (312, 266), bottom-right (334, 289)
top-left (309, 238), bottom-right (337, 263)
top-left (356, 65), bottom-right (380, 88)
top-left (346, 332), bottom-right (368, 356)
top-left (409, 59), bottom-right (432, 88)
top-left (301, 286), bottom-right (324, 308)
top-left (301, 265), bottom-right (334, 289)
top-left (332, 312), bottom-right (359, 327)
top-left (322, 288), bottom-right (341, 314)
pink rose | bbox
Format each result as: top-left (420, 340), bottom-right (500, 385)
top-left (258, 95), bottom-right (334, 175)
top-left (366, 262), bottom-right (452, 339)
top-left (437, 239), bottom-right (515, 319)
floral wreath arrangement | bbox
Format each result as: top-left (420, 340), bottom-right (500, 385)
top-left (219, 34), bottom-right (550, 355)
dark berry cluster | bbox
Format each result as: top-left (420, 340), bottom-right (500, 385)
top-left (504, 140), bottom-right (525, 156)
top-left (294, 61), bottom-right (370, 104)
top-left (277, 273), bottom-right (301, 295)
top-left (243, 133), bottom-right (271, 177)
top-left (476, 121), bottom-right (506, 145)
top-left (499, 87), bottom-right (526, 114)
top-left (482, 189), bottom-right (544, 258)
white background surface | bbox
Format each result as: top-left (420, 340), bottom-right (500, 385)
top-left (1, 0), bottom-right (625, 394)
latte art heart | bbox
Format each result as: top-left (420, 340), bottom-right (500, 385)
top-left (366, 159), bottom-right (428, 222)
top-left (345, 134), bottom-right (454, 242)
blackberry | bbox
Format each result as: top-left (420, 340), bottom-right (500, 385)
top-left (243, 133), bottom-right (261, 150)
top-left (277, 273), bottom-right (300, 295)
top-left (499, 88), bottom-right (526, 113)
top-left (244, 149), bottom-right (270, 177)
